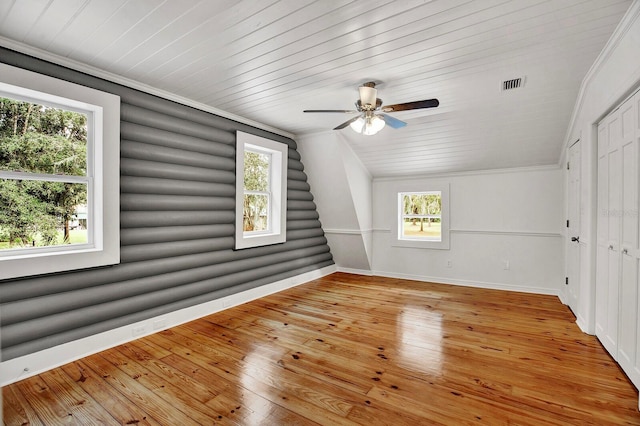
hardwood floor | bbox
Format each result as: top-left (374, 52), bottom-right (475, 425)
top-left (3, 272), bottom-right (640, 425)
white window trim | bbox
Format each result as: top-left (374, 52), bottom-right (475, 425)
top-left (0, 63), bottom-right (120, 280)
top-left (393, 184), bottom-right (450, 250)
top-left (235, 131), bottom-right (287, 249)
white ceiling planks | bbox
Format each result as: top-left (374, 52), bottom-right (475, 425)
top-left (0, 0), bottom-right (633, 177)
top-left (37, 1), bottom-right (130, 57)
top-left (126, 0), bottom-right (286, 83)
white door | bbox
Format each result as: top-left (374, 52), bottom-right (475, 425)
top-left (632, 91), bottom-right (640, 385)
top-left (567, 140), bottom-right (581, 314)
top-left (595, 87), bottom-right (640, 392)
top-left (618, 99), bottom-right (638, 374)
top-left (595, 90), bottom-right (640, 381)
top-left (595, 123), bottom-right (610, 338)
top-left (596, 107), bottom-right (622, 357)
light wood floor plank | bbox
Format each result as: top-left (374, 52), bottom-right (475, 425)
top-left (60, 360), bottom-right (162, 426)
top-left (2, 385), bottom-right (45, 426)
top-left (38, 367), bottom-right (120, 425)
top-left (3, 272), bottom-right (640, 425)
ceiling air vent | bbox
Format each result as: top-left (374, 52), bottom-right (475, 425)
top-left (502, 77), bottom-right (525, 91)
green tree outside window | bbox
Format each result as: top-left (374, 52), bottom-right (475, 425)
top-left (0, 97), bottom-right (88, 249)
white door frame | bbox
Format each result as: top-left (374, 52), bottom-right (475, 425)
top-left (566, 139), bottom-right (582, 316)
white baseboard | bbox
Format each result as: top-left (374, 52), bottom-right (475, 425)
top-left (0, 265), bottom-right (337, 386)
top-left (336, 267), bottom-right (374, 276)
top-left (372, 270), bottom-right (561, 297)
top-left (575, 313), bottom-right (595, 335)
top-left (557, 290), bottom-right (568, 305)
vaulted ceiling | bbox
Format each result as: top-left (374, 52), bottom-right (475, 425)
top-left (0, 0), bottom-right (632, 176)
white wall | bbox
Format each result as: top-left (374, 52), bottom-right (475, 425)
top-left (562, 1), bottom-right (640, 333)
top-left (297, 132), bottom-right (373, 271)
top-left (298, 2), bottom-right (640, 300)
top-left (337, 133), bottom-right (374, 264)
top-left (372, 167), bottom-right (564, 294)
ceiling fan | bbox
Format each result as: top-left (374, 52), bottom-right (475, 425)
top-left (303, 81), bottom-right (439, 135)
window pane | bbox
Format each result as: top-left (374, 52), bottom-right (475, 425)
top-left (402, 218), bottom-right (441, 240)
top-left (243, 193), bottom-right (269, 232)
top-left (0, 179), bottom-right (88, 250)
top-left (400, 192), bottom-right (442, 241)
top-left (0, 97), bottom-right (87, 176)
top-left (402, 193), bottom-right (441, 216)
top-left (243, 151), bottom-right (270, 191)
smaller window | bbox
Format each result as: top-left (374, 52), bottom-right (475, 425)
top-left (235, 131), bottom-right (287, 249)
top-left (243, 148), bottom-right (272, 234)
top-left (394, 185), bottom-right (450, 249)
top-left (399, 192), bottom-right (442, 242)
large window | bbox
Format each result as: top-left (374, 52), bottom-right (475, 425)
top-left (235, 131), bottom-right (287, 249)
top-left (0, 98), bottom-right (89, 250)
top-left (394, 184), bottom-right (450, 249)
top-left (0, 63), bottom-right (120, 280)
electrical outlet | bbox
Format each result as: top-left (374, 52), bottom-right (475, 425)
top-left (153, 318), bottom-right (167, 330)
top-left (502, 260), bottom-right (510, 270)
top-left (132, 325), bottom-right (148, 337)
top-left (446, 260), bottom-right (453, 268)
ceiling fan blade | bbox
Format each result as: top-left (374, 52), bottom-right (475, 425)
top-left (381, 98), bottom-right (439, 112)
top-left (304, 109), bottom-right (358, 113)
top-left (334, 115), bottom-right (361, 130)
top-left (380, 113), bottom-right (407, 129)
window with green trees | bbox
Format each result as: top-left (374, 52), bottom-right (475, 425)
top-left (242, 149), bottom-right (271, 233)
top-left (0, 62), bottom-right (120, 280)
top-left (399, 192), bottom-right (442, 241)
top-left (0, 97), bottom-right (89, 250)
top-left (235, 131), bottom-right (287, 250)
top-left (394, 184), bottom-right (450, 250)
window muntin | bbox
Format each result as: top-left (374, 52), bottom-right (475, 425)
top-left (0, 96), bottom-right (92, 253)
top-left (0, 62), bottom-right (120, 280)
top-left (400, 191), bottom-right (442, 241)
top-left (235, 131), bottom-right (287, 249)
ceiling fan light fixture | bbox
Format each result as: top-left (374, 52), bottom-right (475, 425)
top-left (349, 116), bottom-right (365, 133)
top-left (350, 114), bottom-right (385, 135)
top-left (367, 114), bottom-right (386, 135)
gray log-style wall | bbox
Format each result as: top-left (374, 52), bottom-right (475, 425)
top-left (0, 48), bottom-right (333, 361)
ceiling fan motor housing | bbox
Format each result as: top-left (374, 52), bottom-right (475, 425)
top-left (358, 85), bottom-right (378, 109)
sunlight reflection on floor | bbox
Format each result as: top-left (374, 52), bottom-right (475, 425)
top-left (397, 306), bottom-right (444, 375)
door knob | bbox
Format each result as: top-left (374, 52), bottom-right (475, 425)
top-left (571, 236), bottom-right (580, 243)
top-left (622, 248), bottom-right (629, 255)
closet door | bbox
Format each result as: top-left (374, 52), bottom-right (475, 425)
top-left (596, 108), bottom-right (622, 356)
top-left (618, 97), bottom-right (638, 378)
top-left (595, 90), bottom-right (640, 390)
top-left (596, 123), bottom-right (610, 339)
top-left (631, 91), bottom-right (640, 385)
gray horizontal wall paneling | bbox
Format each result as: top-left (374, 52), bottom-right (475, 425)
top-left (0, 48), bottom-right (333, 361)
